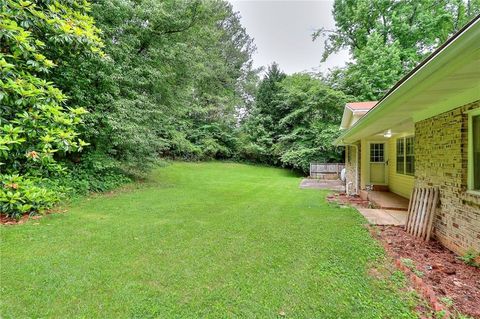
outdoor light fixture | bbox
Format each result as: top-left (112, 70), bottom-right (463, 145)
top-left (383, 129), bottom-right (392, 138)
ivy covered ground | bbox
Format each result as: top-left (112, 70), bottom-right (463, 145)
top-left (0, 162), bottom-right (419, 318)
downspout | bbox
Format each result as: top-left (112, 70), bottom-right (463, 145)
top-left (345, 143), bottom-right (359, 195)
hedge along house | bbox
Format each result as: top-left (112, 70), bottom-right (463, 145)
top-left (334, 15), bottom-right (480, 256)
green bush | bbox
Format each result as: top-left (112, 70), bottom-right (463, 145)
top-left (458, 249), bottom-right (480, 268)
top-left (0, 175), bottom-right (61, 219)
top-left (53, 153), bottom-right (132, 196)
top-left (0, 1), bottom-right (103, 217)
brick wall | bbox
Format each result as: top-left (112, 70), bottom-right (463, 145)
top-left (415, 100), bottom-right (480, 255)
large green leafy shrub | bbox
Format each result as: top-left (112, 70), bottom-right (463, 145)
top-left (0, 0), bottom-right (103, 217)
top-left (0, 174), bottom-right (60, 218)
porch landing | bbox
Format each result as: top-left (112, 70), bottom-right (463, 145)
top-left (299, 179), bottom-right (344, 192)
top-left (356, 208), bottom-right (407, 226)
top-left (361, 190), bottom-right (409, 211)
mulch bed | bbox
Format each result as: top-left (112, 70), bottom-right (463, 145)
top-left (0, 213), bottom-right (35, 225)
top-left (326, 192), bottom-right (371, 208)
top-left (0, 208), bottom-right (67, 225)
top-left (373, 225), bottom-right (480, 318)
top-left (326, 192), bottom-right (480, 318)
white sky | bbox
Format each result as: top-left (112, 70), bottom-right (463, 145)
top-left (228, 0), bottom-right (351, 74)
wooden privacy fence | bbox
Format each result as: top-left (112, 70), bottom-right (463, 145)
top-left (309, 163), bottom-right (345, 179)
top-left (405, 187), bottom-right (439, 241)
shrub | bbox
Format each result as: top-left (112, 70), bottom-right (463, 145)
top-left (0, 1), bottom-right (103, 217)
top-left (0, 175), bottom-right (61, 219)
top-left (51, 152), bottom-right (132, 196)
top-left (458, 249), bottom-right (480, 268)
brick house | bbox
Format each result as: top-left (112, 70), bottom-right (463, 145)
top-left (334, 16), bottom-right (480, 256)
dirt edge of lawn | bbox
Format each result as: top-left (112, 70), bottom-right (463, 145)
top-left (326, 192), bottom-right (480, 319)
top-left (370, 225), bottom-right (480, 319)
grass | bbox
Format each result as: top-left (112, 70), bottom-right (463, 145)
top-left (0, 162), bottom-right (418, 318)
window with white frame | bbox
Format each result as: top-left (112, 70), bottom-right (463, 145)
top-left (468, 110), bottom-right (480, 191)
top-left (396, 136), bottom-right (414, 175)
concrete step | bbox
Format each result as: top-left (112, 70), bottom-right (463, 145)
top-left (368, 191), bottom-right (409, 211)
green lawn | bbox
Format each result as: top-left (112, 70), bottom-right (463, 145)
top-left (0, 162), bottom-right (418, 318)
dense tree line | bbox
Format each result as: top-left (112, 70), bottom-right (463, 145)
top-left (239, 0), bottom-right (480, 171)
top-left (239, 64), bottom-right (347, 172)
top-left (1, 0), bottom-right (479, 217)
top-left (55, 0), bottom-right (257, 169)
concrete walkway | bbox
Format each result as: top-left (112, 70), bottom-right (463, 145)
top-left (356, 208), bottom-right (407, 226)
top-left (299, 179), bottom-right (345, 192)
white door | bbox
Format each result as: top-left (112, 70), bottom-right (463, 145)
top-left (369, 142), bottom-right (387, 184)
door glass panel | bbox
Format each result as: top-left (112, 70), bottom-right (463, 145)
top-left (370, 143), bottom-right (384, 163)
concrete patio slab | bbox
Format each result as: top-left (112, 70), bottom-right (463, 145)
top-left (357, 208), bottom-right (407, 226)
top-left (367, 191), bottom-right (409, 211)
top-left (299, 179), bottom-right (345, 192)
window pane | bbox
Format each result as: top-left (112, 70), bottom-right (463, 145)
top-left (406, 155), bottom-right (415, 175)
top-left (396, 139), bottom-right (404, 174)
top-left (406, 137), bottom-right (414, 155)
top-left (406, 137), bottom-right (415, 175)
top-left (474, 115), bottom-right (480, 190)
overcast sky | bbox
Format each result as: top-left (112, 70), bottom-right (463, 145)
top-left (228, 0), bottom-right (350, 75)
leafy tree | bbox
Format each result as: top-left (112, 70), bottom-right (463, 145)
top-left (272, 74), bottom-right (347, 172)
top-left (0, 0), bottom-right (103, 217)
top-left (240, 70), bottom-right (347, 172)
top-left (239, 63), bottom-right (286, 164)
top-left (52, 0), bottom-right (256, 170)
top-left (316, 0), bottom-right (480, 99)
top-left (326, 33), bottom-right (404, 100)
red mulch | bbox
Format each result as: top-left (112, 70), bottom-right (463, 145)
top-left (0, 209), bottom-right (67, 225)
top-left (327, 193), bottom-right (371, 208)
top-left (0, 213), bottom-right (34, 225)
top-left (374, 225), bottom-right (480, 318)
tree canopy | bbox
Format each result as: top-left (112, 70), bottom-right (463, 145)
top-left (53, 0), bottom-right (257, 168)
top-left (240, 66), bottom-right (348, 172)
top-left (316, 0), bottom-right (480, 99)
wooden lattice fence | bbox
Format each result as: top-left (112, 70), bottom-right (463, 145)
top-left (309, 163), bottom-right (345, 179)
top-left (405, 187), bottom-right (439, 241)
